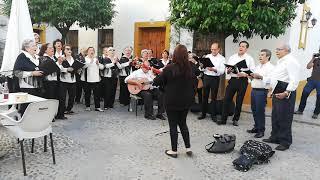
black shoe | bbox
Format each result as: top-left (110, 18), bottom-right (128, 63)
top-left (254, 132), bottom-right (264, 138)
top-left (312, 114), bottom-right (318, 119)
top-left (294, 110), bottom-right (303, 115)
top-left (65, 110), bottom-right (74, 114)
top-left (186, 150), bottom-right (193, 157)
top-left (232, 121), bottom-right (239, 126)
top-left (156, 114), bottom-right (166, 120)
top-left (216, 120), bottom-right (226, 125)
top-left (145, 115), bottom-right (156, 120)
top-left (262, 138), bottom-right (279, 144)
top-left (211, 115), bottom-right (217, 122)
top-left (55, 116), bottom-right (67, 120)
top-left (165, 150), bottom-right (177, 158)
top-left (275, 144), bottom-right (289, 151)
top-left (247, 128), bottom-right (258, 133)
top-left (198, 114), bottom-right (206, 120)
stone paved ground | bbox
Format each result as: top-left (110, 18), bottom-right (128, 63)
top-left (1, 99), bottom-right (320, 180)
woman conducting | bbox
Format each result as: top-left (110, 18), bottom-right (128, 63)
top-left (153, 44), bottom-right (197, 158)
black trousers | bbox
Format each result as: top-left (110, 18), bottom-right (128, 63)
top-left (138, 89), bottom-right (165, 117)
top-left (119, 76), bottom-right (130, 105)
top-left (60, 82), bottom-right (76, 112)
top-left (75, 74), bottom-right (84, 103)
top-left (84, 82), bottom-right (100, 108)
top-left (221, 77), bottom-right (248, 122)
top-left (167, 109), bottom-right (191, 151)
top-left (201, 75), bottom-right (220, 116)
top-left (43, 80), bottom-right (65, 118)
top-left (101, 77), bottom-right (118, 108)
top-left (197, 88), bottom-right (203, 104)
top-left (43, 81), bottom-right (59, 99)
top-left (270, 91), bottom-right (296, 147)
top-left (18, 88), bottom-right (42, 115)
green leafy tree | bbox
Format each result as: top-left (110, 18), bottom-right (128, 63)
top-left (2, 0), bottom-right (116, 41)
top-left (170, 0), bottom-right (304, 51)
top-left (169, 0), bottom-right (304, 97)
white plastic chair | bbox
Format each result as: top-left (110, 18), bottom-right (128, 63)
top-left (0, 99), bottom-right (59, 176)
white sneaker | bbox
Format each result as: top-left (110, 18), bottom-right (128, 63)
top-left (95, 108), bottom-right (104, 112)
top-left (85, 107), bottom-right (91, 111)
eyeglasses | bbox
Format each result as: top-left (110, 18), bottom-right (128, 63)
top-left (275, 48), bottom-right (284, 51)
top-left (109, 49), bottom-right (115, 51)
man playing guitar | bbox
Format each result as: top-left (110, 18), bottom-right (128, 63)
top-left (125, 61), bottom-right (165, 120)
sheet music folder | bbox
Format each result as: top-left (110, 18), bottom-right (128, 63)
top-left (71, 60), bottom-right (86, 71)
top-left (272, 80), bottom-right (288, 95)
top-left (38, 60), bottom-right (60, 75)
top-left (199, 58), bottom-right (214, 68)
top-left (225, 59), bottom-right (250, 74)
top-left (224, 64), bottom-right (239, 74)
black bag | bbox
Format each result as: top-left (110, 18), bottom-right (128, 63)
top-left (233, 140), bottom-right (275, 172)
top-left (232, 154), bottom-right (255, 172)
top-left (205, 134), bottom-right (236, 153)
top-left (239, 140), bottom-right (275, 164)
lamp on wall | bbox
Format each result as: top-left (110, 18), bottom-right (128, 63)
top-left (298, 3), bottom-right (317, 49)
top-left (301, 10), bottom-right (317, 28)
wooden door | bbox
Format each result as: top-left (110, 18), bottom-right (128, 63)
top-left (139, 27), bottom-right (166, 59)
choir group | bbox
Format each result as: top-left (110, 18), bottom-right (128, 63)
top-left (11, 32), bottom-right (309, 152)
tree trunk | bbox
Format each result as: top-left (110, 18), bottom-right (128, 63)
top-left (192, 32), bottom-right (228, 100)
top-left (56, 27), bottom-right (70, 44)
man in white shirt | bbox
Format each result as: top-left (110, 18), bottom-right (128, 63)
top-left (198, 42), bottom-right (225, 122)
top-left (125, 61), bottom-right (165, 120)
top-left (217, 41), bottom-right (255, 126)
top-left (262, 43), bottom-right (300, 151)
top-left (247, 49), bottom-right (274, 138)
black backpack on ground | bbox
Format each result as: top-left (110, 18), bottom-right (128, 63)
top-left (205, 134), bottom-right (236, 153)
top-left (233, 140), bottom-right (275, 172)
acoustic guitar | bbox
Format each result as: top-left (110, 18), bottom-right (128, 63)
top-left (127, 78), bottom-right (153, 94)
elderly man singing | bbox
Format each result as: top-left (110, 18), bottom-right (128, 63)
top-left (262, 43), bottom-right (300, 151)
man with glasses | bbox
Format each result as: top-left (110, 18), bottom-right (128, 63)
top-left (262, 43), bottom-right (300, 151)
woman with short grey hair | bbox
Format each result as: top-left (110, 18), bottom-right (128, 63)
top-left (14, 39), bottom-right (44, 115)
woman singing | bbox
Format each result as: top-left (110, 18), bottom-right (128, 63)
top-left (153, 44), bottom-right (198, 158)
top-left (116, 46), bottom-right (132, 106)
top-left (13, 39), bottom-right (44, 115)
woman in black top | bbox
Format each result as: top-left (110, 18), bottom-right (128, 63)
top-left (153, 44), bottom-right (197, 158)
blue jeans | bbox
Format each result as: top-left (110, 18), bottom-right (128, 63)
top-left (298, 79), bottom-right (320, 114)
top-left (251, 89), bottom-right (268, 133)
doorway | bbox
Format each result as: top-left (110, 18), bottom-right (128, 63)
top-left (134, 21), bottom-right (170, 59)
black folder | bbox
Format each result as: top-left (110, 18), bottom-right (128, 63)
top-left (224, 64), bottom-right (239, 74)
top-left (236, 59), bottom-right (248, 69)
top-left (38, 59), bottom-right (60, 75)
top-left (272, 80), bottom-right (288, 94)
top-left (199, 58), bottom-right (214, 68)
top-left (225, 59), bottom-right (251, 74)
top-left (242, 69), bottom-right (253, 75)
top-left (71, 60), bottom-right (86, 71)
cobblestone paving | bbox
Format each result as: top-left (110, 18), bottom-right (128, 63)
top-left (1, 101), bottom-right (320, 180)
